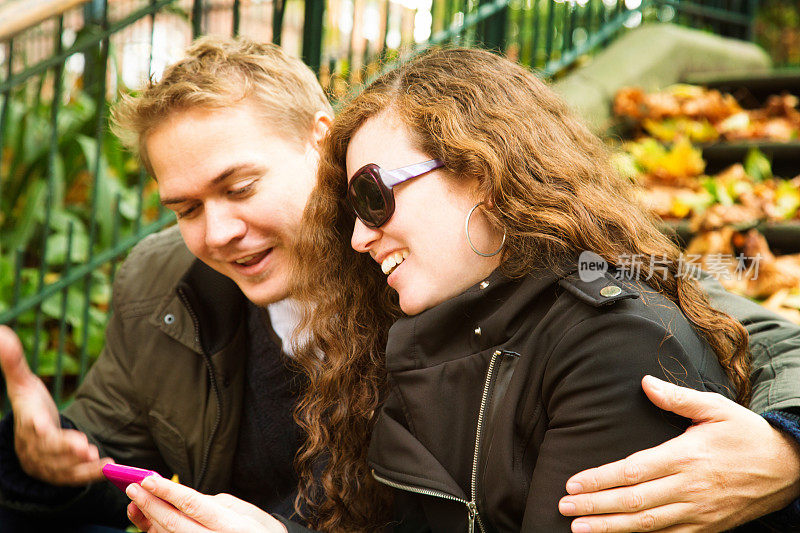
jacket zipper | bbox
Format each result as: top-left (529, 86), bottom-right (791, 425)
top-left (371, 470), bottom-right (480, 532)
top-left (372, 349), bottom-right (510, 533)
top-left (469, 349), bottom-right (507, 533)
top-left (177, 288), bottom-right (223, 490)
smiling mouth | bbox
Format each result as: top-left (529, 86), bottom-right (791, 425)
top-left (381, 250), bottom-right (409, 275)
top-left (234, 249), bottom-right (271, 267)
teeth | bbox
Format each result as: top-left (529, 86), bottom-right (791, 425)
top-left (381, 251), bottom-right (408, 275)
top-left (381, 256), bottom-right (396, 274)
top-left (236, 254), bottom-right (258, 264)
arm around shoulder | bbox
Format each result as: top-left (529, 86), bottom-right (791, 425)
top-left (521, 311), bottom-right (726, 530)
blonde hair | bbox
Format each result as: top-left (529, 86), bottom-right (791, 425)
top-left (111, 36), bottom-right (332, 176)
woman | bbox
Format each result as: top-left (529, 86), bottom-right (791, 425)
top-left (287, 47), bottom-right (751, 531)
top-left (123, 48), bottom-right (755, 533)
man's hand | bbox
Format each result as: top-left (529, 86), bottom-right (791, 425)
top-left (126, 476), bottom-right (288, 533)
top-left (0, 325), bottom-right (112, 485)
top-left (558, 375), bottom-right (800, 532)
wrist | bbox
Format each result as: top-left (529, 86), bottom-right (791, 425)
top-left (0, 412), bottom-right (85, 503)
top-left (750, 411), bottom-right (800, 530)
top-left (762, 410), bottom-right (800, 500)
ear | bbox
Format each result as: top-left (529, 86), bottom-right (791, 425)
top-left (469, 177), bottom-right (493, 209)
top-left (310, 111), bottom-right (333, 150)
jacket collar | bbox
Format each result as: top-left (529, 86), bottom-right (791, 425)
top-left (150, 258), bottom-right (247, 356)
top-left (371, 265), bottom-right (567, 501)
top-left (177, 260), bottom-right (247, 355)
top-left (384, 266), bottom-right (563, 372)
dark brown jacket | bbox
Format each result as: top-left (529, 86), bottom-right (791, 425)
top-left (367, 266), bottom-right (763, 532)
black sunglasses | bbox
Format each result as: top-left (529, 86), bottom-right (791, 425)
top-left (346, 159), bottom-right (444, 228)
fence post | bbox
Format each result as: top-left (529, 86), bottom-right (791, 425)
top-left (233, 0), bottom-right (241, 36)
top-left (303, 0), bottom-right (325, 74)
top-left (477, 0), bottom-right (508, 51)
top-left (746, 0), bottom-right (759, 41)
top-left (82, 0), bottom-right (105, 91)
top-left (192, 0), bottom-right (204, 38)
top-left (0, 39), bottom-right (12, 233)
top-left (273, 0), bottom-right (286, 45)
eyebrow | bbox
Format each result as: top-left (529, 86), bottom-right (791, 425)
top-left (159, 163), bottom-right (266, 206)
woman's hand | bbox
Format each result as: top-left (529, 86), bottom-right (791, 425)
top-left (558, 375), bottom-right (800, 532)
top-left (125, 475), bottom-right (288, 533)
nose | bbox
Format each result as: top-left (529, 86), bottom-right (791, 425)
top-left (204, 202), bottom-right (247, 248)
top-left (351, 218), bottom-right (381, 253)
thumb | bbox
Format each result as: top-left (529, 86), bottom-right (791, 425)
top-left (641, 375), bottom-right (736, 423)
top-left (0, 326), bottom-right (35, 395)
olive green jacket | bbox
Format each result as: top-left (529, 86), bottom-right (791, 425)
top-left (1, 226), bottom-right (252, 525)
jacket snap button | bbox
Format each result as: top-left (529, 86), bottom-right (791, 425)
top-left (163, 313), bottom-right (175, 325)
top-left (474, 327), bottom-right (482, 336)
top-left (479, 281), bottom-right (489, 289)
top-left (600, 285), bottom-right (622, 297)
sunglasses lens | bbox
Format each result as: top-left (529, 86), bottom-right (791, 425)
top-left (349, 172), bottom-right (388, 226)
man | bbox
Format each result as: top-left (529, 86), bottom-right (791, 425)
top-left (0, 37), bottom-right (799, 532)
top-left (0, 37), bottom-right (331, 531)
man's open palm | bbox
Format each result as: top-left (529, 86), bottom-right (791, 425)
top-left (0, 326), bottom-right (111, 486)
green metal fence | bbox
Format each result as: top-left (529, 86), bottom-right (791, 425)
top-left (0, 0), bottom-right (759, 410)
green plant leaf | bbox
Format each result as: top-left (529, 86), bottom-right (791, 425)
top-left (41, 285), bottom-right (86, 326)
top-left (744, 148), bottom-right (772, 182)
top-left (103, 131), bottom-right (127, 185)
top-left (0, 254), bottom-right (13, 312)
top-left (774, 180), bottom-right (800, 220)
top-left (49, 153), bottom-right (66, 207)
top-left (44, 231), bottom-right (90, 265)
top-left (37, 349), bottom-right (80, 377)
top-left (72, 305), bottom-right (108, 357)
top-left (6, 181), bottom-right (47, 251)
top-left (48, 209), bottom-right (88, 237)
top-left (75, 134), bottom-right (119, 247)
top-left (90, 270), bottom-right (111, 307)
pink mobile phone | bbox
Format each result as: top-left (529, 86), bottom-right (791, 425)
top-left (102, 463), bottom-right (162, 492)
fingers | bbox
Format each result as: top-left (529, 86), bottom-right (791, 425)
top-left (213, 493), bottom-right (239, 509)
top-left (560, 474), bottom-right (683, 517)
top-left (127, 482), bottom-right (205, 533)
top-left (40, 428), bottom-right (92, 456)
top-left (566, 379), bottom-right (742, 497)
top-left (131, 480), bottom-right (283, 533)
top-left (641, 376), bottom-right (736, 423)
top-left (15, 424), bottom-right (111, 485)
top-left (211, 493), bottom-right (284, 529)
top-left (35, 428), bottom-right (93, 465)
top-left (128, 502), bottom-right (153, 532)
top-left (139, 476), bottom-right (225, 529)
top-left (567, 503), bottom-right (696, 533)
top-left (0, 326), bottom-right (34, 395)
top-left (565, 444), bottom-right (679, 495)
top-left (25, 454), bottom-right (111, 486)
top-left (61, 457), bottom-right (115, 486)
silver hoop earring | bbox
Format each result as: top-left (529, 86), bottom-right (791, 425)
top-left (465, 202), bottom-right (506, 257)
